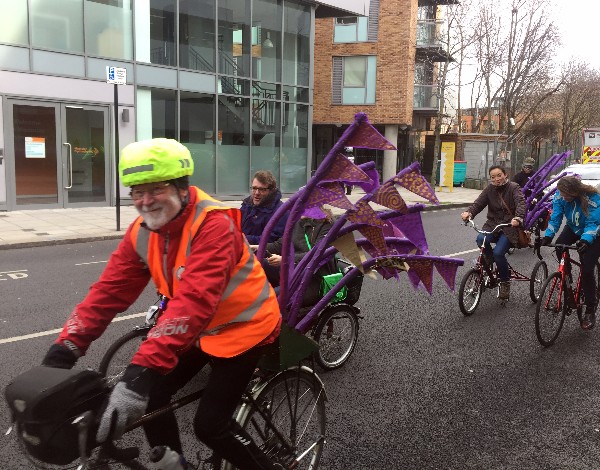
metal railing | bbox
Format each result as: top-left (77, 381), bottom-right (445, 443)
top-left (416, 19), bottom-right (444, 48)
top-left (413, 84), bottom-right (439, 110)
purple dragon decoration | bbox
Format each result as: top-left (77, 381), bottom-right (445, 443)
top-left (257, 112), bottom-right (464, 334)
top-left (521, 151), bottom-right (573, 230)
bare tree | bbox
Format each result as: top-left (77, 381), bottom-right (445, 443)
top-left (466, 0), bottom-right (561, 137)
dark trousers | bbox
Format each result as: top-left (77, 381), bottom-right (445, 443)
top-left (476, 231), bottom-right (513, 281)
top-left (143, 345), bottom-right (276, 470)
top-left (556, 226), bottom-right (600, 307)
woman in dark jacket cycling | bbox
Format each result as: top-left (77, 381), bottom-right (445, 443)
top-left (461, 165), bottom-right (526, 301)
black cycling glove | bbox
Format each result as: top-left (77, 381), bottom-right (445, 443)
top-left (540, 236), bottom-right (553, 246)
top-left (42, 342), bottom-right (79, 369)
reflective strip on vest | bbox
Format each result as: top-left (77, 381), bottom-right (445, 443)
top-left (130, 186), bottom-right (280, 357)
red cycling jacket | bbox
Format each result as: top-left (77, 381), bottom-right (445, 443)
top-left (55, 188), bottom-right (281, 374)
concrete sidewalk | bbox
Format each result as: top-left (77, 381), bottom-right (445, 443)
top-left (0, 186), bottom-right (480, 249)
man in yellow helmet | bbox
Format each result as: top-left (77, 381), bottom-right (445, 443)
top-left (41, 138), bottom-right (282, 469)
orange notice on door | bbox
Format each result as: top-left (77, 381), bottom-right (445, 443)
top-left (25, 137), bottom-right (46, 159)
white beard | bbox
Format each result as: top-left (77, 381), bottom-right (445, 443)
top-left (138, 192), bottom-right (182, 230)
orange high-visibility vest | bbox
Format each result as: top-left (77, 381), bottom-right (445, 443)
top-left (130, 186), bottom-right (280, 357)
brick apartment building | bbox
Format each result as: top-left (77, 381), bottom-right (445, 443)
top-left (312, 0), bottom-right (457, 182)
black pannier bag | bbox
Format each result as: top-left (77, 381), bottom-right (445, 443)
top-left (5, 366), bottom-right (109, 465)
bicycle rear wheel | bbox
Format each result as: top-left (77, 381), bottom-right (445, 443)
top-left (535, 273), bottom-right (565, 347)
top-left (229, 367), bottom-right (326, 470)
top-left (98, 327), bottom-right (150, 387)
top-left (312, 305), bottom-right (359, 371)
top-left (458, 268), bottom-right (484, 316)
top-left (529, 260), bottom-right (548, 303)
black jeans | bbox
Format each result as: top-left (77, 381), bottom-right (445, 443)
top-left (555, 226), bottom-right (600, 307)
top-left (143, 345), bottom-right (277, 470)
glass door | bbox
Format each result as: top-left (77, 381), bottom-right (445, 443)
top-left (7, 100), bottom-right (110, 209)
top-left (62, 105), bottom-right (109, 206)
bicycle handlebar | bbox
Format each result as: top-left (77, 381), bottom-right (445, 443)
top-left (462, 218), bottom-right (512, 234)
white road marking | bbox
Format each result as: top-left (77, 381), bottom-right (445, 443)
top-left (75, 260), bottom-right (109, 266)
top-left (443, 248), bottom-right (479, 258)
top-left (0, 312), bottom-right (146, 345)
top-left (0, 269), bottom-right (27, 274)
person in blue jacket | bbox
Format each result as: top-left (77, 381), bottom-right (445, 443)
top-left (241, 170), bottom-right (288, 245)
top-left (542, 176), bottom-right (600, 330)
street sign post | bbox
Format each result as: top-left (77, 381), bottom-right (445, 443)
top-left (106, 66), bottom-right (127, 231)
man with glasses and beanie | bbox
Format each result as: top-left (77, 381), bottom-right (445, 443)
top-left (512, 157), bottom-right (536, 196)
top-left (41, 138), bottom-right (284, 470)
top-left (241, 170), bottom-right (289, 245)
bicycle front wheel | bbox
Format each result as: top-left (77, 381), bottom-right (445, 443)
top-left (529, 260), bottom-right (548, 303)
top-left (312, 305), bottom-right (359, 371)
top-left (98, 327), bottom-right (150, 387)
top-left (232, 367), bottom-right (326, 470)
top-left (535, 272), bottom-right (565, 347)
top-left (458, 268), bottom-right (484, 316)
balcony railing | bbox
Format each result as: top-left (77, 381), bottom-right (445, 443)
top-left (416, 20), bottom-right (444, 48)
top-left (413, 84), bottom-right (439, 110)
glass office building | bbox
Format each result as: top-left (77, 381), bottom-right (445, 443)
top-left (0, 0), bottom-right (351, 210)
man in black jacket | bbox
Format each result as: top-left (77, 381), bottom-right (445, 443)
top-left (512, 157), bottom-right (535, 194)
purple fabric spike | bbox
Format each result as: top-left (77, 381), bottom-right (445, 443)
top-left (305, 183), bottom-right (355, 210)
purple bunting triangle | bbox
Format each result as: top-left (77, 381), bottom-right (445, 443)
top-left (346, 119), bottom-right (397, 150)
top-left (358, 225), bottom-right (387, 253)
top-left (385, 212), bottom-right (429, 254)
top-left (407, 258), bottom-right (434, 294)
top-left (319, 153), bottom-right (374, 185)
top-left (392, 167), bottom-right (439, 204)
top-left (354, 167), bottom-right (381, 193)
top-left (434, 260), bottom-right (460, 292)
top-left (306, 183), bottom-right (355, 210)
top-left (372, 181), bottom-right (408, 212)
top-left (407, 268), bottom-right (421, 290)
top-left (347, 201), bottom-right (385, 227)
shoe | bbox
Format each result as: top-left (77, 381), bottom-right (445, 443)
top-left (581, 305), bottom-right (597, 330)
top-left (498, 281), bottom-right (511, 301)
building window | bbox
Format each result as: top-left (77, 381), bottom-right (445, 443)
top-left (179, 0), bottom-right (215, 72)
top-left (136, 87), bottom-right (177, 140)
top-left (252, 0), bottom-right (282, 82)
top-left (0, 0), bottom-right (28, 45)
top-left (333, 56), bottom-right (376, 105)
top-left (84, 0), bottom-right (133, 60)
top-left (30, 0), bottom-right (84, 53)
top-left (282, 0), bottom-right (310, 87)
top-left (135, 0), bottom-right (176, 66)
top-left (334, 16), bottom-right (368, 43)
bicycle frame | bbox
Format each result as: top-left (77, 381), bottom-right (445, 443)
top-left (466, 219), bottom-right (539, 283)
top-left (542, 244), bottom-right (583, 313)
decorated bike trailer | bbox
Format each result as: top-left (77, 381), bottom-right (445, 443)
top-left (258, 113), bottom-right (464, 363)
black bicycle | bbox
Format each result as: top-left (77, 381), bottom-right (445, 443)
top-left (10, 301), bottom-right (327, 470)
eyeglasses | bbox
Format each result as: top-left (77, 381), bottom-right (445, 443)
top-left (130, 183), bottom-right (171, 201)
top-left (251, 186), bottom-right (270, 194)
top-left (523, 166), bottom-right (533, 170)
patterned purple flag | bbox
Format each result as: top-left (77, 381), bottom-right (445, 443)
top-left (346, 119), bottom-right (397, 150)
top-left (406, 258), bottom-right (434, 294)
top-left (358, 225), bottom-right (387, 253)
top-left (392, 166), bottom-right (439, 204)
top-left (319, 153), bottom-right (374, 185)
top-left (407, 268), bottom-right (421, 290)
top-left (434, 260), bottom-right (460, 292)
top-left (385, 212), bottom-right (429, 254)
top-left (372, 181), bottom-right (408, 212)
top-left (305, 183), bottom-right (355, 210)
